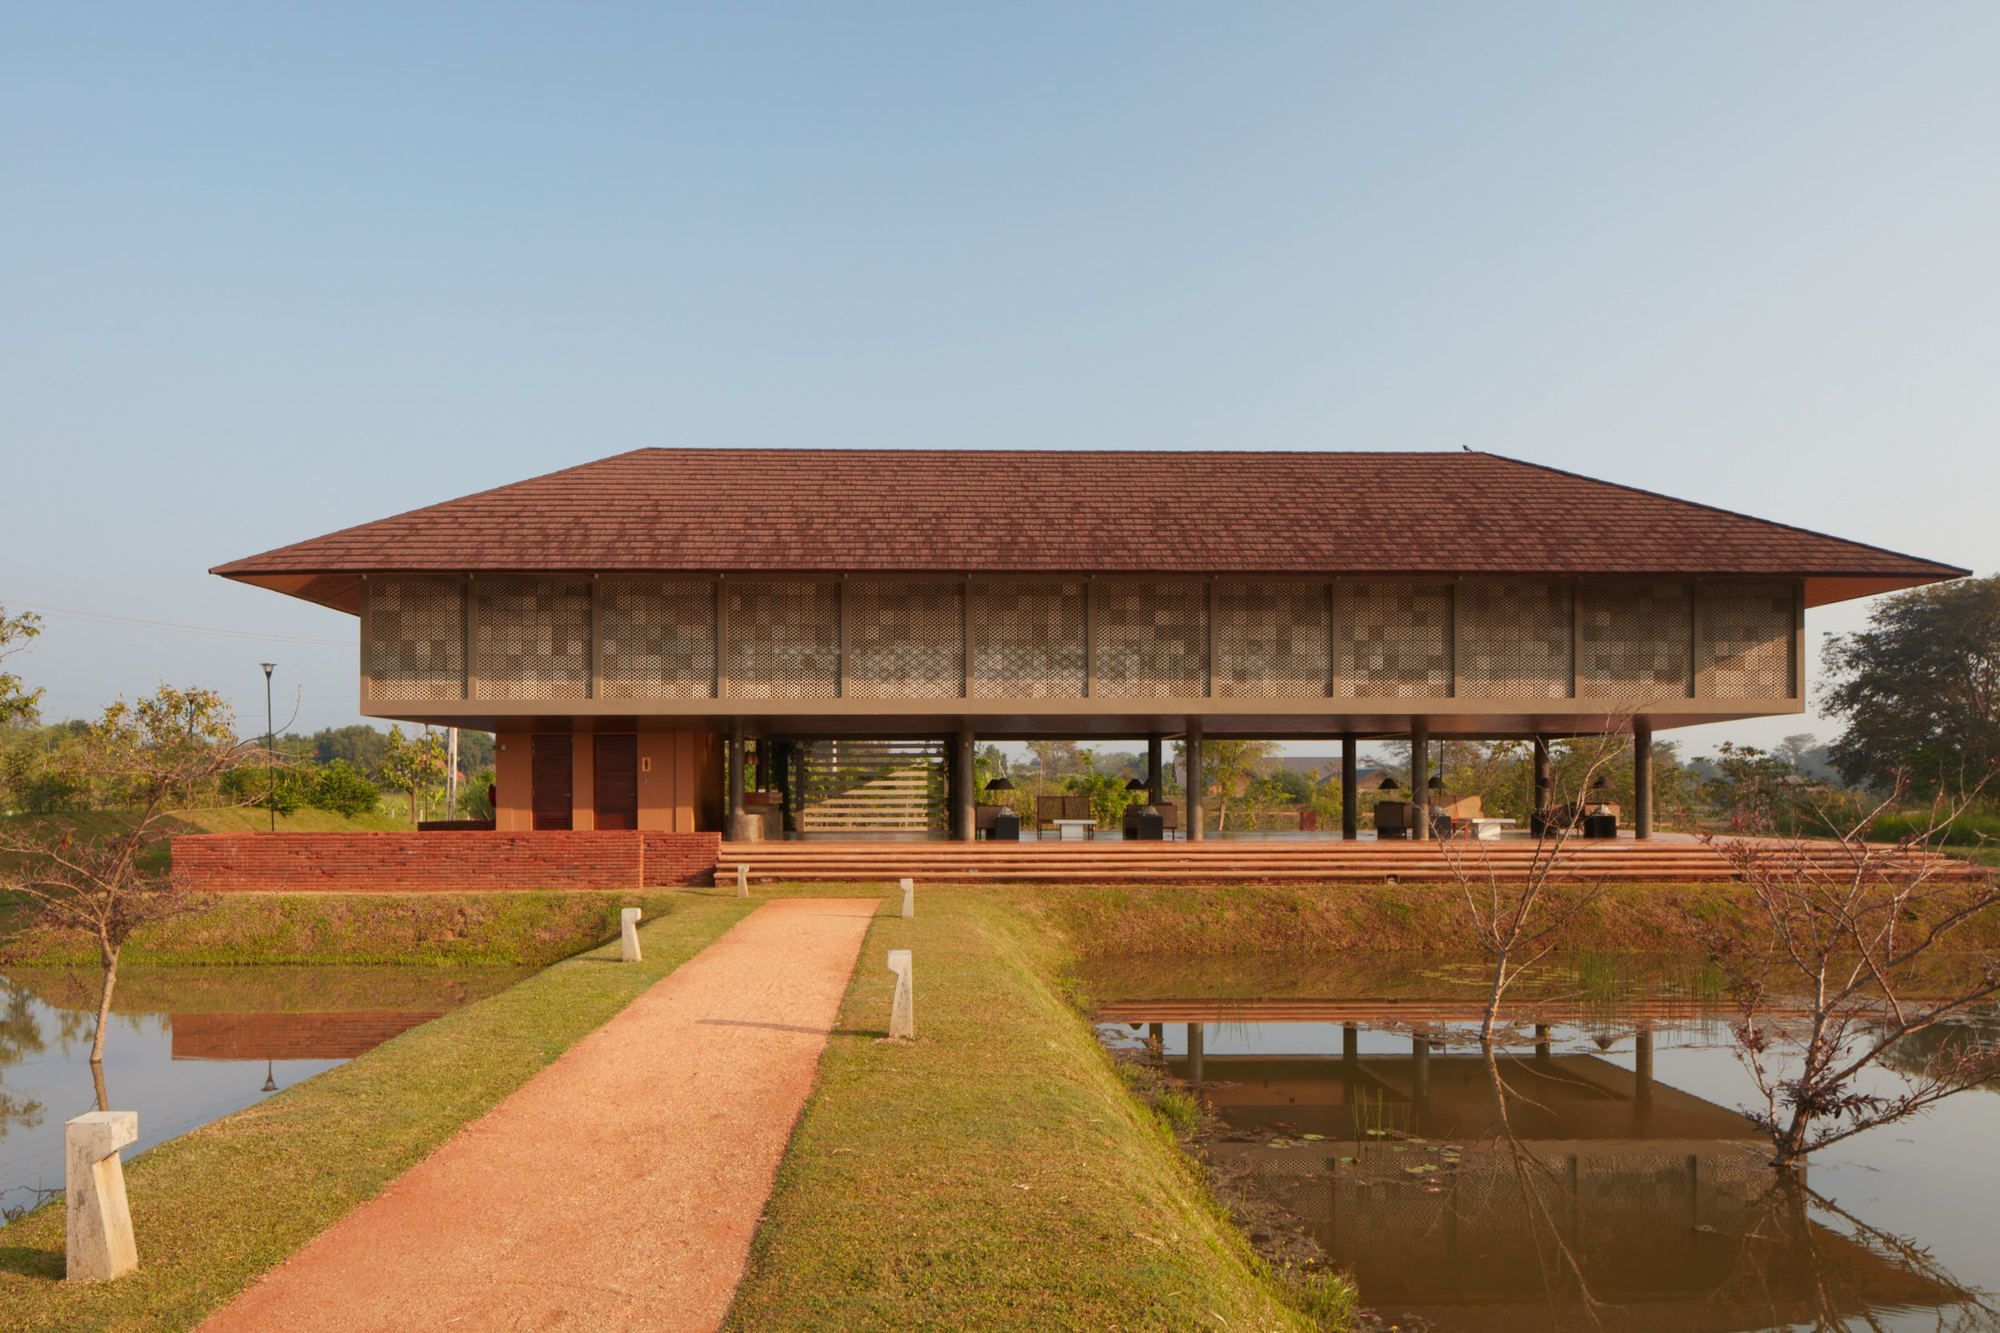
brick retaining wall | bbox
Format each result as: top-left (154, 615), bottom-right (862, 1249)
top-left (172, 831), bottom-right (721, 894)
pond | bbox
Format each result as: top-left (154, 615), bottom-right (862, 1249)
top-left (0, 965), bottom-right (530, 1220)
top-left (1086, 953), bottom-right (2000, 1332)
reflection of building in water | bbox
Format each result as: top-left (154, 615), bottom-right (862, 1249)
top-left (170, 1011), bottom-right (443, 1061)
top-left (1143, 1020), bottom-right (1962, 1331)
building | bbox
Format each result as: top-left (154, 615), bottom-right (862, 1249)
top-left (214, 448), bottom-right (1963, 841)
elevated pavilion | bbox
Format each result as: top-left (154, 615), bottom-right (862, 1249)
top-left (214, 448), bottom-right (1964, 841)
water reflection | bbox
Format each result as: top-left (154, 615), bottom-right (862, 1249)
top-left (1092, 957), bottom-right (2000, 1331)
top-left (0, 966), bottom-right (527, 1220)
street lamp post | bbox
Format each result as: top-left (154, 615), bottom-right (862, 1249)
top-left (261, 662), bottom-right (277, 834)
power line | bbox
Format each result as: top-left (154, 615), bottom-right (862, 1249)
top-left (3, 598), bottom-right (351, 647)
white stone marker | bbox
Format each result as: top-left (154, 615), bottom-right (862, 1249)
top-left (736, 863), bottom-right (749, 897)
top-left (66, 1110), bottom-right (138, 1283)
top-left (886, 949), bottom-right (914, 1039)
top-left (899, 877), bottom-right (914, 919)
top-left (619, 907), bottom-right (643, 962)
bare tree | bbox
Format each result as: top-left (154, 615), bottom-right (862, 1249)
top-left (0, 685), bottom-right (247, 1104)
top-left (1706, 776), bottom-right (2000, 1172)
top-left (1441, 723), bottom-right (1634, 1041)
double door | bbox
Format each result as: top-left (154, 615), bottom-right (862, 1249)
top-left (531, 733), bottom-right (639, 831)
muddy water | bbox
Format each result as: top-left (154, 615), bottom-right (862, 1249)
top-left (0, 966), bottom-right (528, 1219)
top-left (1087, 954), bottom-right (2000, 1332)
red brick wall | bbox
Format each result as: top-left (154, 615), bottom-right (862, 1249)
top-left (641, 832), bottom-right (723, 887)
top-left (172, 831), bottom-right (720, 894)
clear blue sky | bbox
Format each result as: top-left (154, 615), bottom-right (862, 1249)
top-left (3, 3), bottom-right (1994, 756)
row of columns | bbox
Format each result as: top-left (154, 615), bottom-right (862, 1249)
top-left (723, 718), bottom-right (1656, 842)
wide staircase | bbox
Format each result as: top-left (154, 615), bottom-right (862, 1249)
top-left (796, 740), bottom-right (945, 835)
top-left (715, 837), bottom-right (1982, 886)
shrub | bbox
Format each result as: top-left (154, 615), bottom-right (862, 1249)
top-left (310, 759), bottom-right (382, 818)
top-left (221, 762), bottom-right (310, 815)
top-left (458, 767), bottom-right (496, 821)
top-left (1868, 805), bottom-right (2000, 848)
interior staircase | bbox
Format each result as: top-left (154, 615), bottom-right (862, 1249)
top-left (796, 740), bottom-right (945, 834)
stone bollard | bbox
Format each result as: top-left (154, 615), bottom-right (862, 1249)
top-left (886, 949), bottom-right (914, 1039)
top-left (735, 864), bottom-right (749, 897)
top-left (899, 877), bottom-right (914, 919)
top-left (619, 907), bottom-right (643, 962)
top-left (66, 1110), bottom-right (139, 1283)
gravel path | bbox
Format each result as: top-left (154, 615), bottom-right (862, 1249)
top-left (203, 897), bottom-right (878, 1332)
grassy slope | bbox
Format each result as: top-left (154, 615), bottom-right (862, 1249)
top-left (1, 890), bottom-right (690, 967)
top-left (0, 896), bottom-right (756, 1333)
top-left (0, 806), bottom-right (410, 839)
top-left (1031, 880), bottom-right (2000, 957)
top-left (724, 889), bottom-right (1318, 1331)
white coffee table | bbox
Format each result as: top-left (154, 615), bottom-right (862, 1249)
top-left (1468, 818), bottom-right (1514, 841)
top-left (1052, 819), bottom-right (1098, 841)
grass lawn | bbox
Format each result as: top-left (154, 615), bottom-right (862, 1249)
top-left (723, 887), bottom-right (1329, 1330)
top-left (3, 889), bottom-right (695, 968)
top-left (0, 895), bottom-right (756, 1332)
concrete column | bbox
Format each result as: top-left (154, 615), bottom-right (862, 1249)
top-left (1410, 718), bottom-right (1431, 841)
top-left (1532, 734), bottom-right (1551, 835)
top-left (1185, 722), bottom-right (1204, 842)
top-left (952, 728), bottom-right (975, 842)
top-left (1340, 733), bottom-right (1358, 840)
top-left (1633, 718), bottom-right (1654, 840)
top-left (1187, 1021), bottom-right (1205, 1082)
top-left (1342, 1023), bottom-right (1359, 1063)
top-left (1146, 734), bottom-right (1164, 805)
top-left (726, 720), bottom-right (751, 841)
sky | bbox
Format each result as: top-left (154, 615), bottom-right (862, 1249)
top-left (3, 3), bottom-right (1994, 758)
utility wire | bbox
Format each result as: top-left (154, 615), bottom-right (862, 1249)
top-left (3, 598), bottom-right (351, 647)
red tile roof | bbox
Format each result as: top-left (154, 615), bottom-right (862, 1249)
top-left (213, 448), bottom-right (1964, 588)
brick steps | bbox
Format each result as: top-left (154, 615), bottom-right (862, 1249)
top-left (716, 839), bottom-right (1977, 886)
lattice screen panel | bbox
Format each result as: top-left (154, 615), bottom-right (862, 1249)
top-left (472, 577), bottom-right (592, 701)
top-left (1334, 582), bottom-right (1452, 698)
top-left (968, 580), bottom-right (1087, 699)
top-left (725, 579), bottom-right (839, 701)
top-left (1696, 582), bottom-right (1795, 699)
top-left (597, 577), bottom-right (716, 701)
top-left (1457, 582), bottom-right (1572, 700)
top-left (1212, 581), bottom-right (1328, 698)
top-left (1093, 579), bottom-right (1207, 699)
top-left (846, 580), bottom-right (965, 700)
top-left (364, 577), bottom-right (465, 702)
top-left (1577, 582), bottom-right (1691, 701)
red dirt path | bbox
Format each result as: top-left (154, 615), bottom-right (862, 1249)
top-left (202, 897), bottom-right (877, 1332)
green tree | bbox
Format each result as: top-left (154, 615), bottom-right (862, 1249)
top-left (1824, 575), bottom-right (2000, 792)
top-left (0, 605), bottom-right (43, 725)
top-left (381, 726), bottom-right (448, 827)
top-left (1025, 740), bottom-right (1085, 778)
top-left (1200, 739), bottom-right (1278, 832)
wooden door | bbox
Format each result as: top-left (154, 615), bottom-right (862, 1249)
top-left (530, 734), bottom-right (573, 831)
top-left (593, 734), bottom-right (639, 831)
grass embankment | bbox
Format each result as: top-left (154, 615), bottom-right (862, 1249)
top-left (1032, 880), bottom-right (2000, 958)
top-left (0, 895), bottom-right (756, 1332)
top-left (1, 890), bottom-right (688, 967)
top-left (724, 888), bottom-right (1331, 1330)
top-left (0, 806), bottom-right (410, 841)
